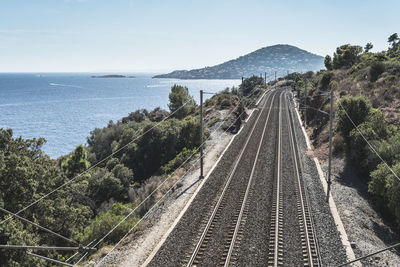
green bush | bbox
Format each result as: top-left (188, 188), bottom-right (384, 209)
top-left (161, 147), bottom-right (198, 174)
top-left (369, 162), bottom-right (400, 227)
top-left (336, 96), bottom-right (372, 141)
top-left (220, 98), bottom-right (231, 109)
top-left (207, 117), bottom-right (221, 127)
top-left (79, 203), bottom-right (139, 245)
top-left (319, 71), bottom-right (333, 90)
top-left (346, 109), bottom-right (391, 176)
top-left (369, 61), bottom-right (386, 82)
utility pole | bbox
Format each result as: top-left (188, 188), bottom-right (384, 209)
top-left (327, 90), bottom-right (334, 185)
top-left (304, 79), bottom-right (308, 127)
top-left (199, 90), bottom-right (204, 179)
top-left (264, 72), bottom-right (267, 86)
top-left (275, 71), bottom-right (277, 82)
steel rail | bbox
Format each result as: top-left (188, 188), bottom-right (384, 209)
top-left (272, 91), bottom-right (284, 267)
top-left (186, 90), bottom-right (276, 267)
top-left (287, 91), bottom-right (322, 266)
top-left (223, 88), bottom-right (278, 267)
top-left (285, 90), bottom-right (319, 266)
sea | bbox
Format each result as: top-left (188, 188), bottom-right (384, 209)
top-left (0, 73), bottom-right (240, 158)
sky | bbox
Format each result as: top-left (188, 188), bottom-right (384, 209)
top-left (0, 0), bottom-right (399, 73)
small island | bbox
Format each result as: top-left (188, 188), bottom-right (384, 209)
top-left (91, 75), bottom-right (135, 78)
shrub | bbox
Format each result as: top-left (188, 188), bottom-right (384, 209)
top-left (336, 96), bottom-right (372, 141)
top-left (332, 134), bottom-right (344, 154)
top-left (207, 117), bottom-right (221, 127)
top-left (220, 98), bottom-right (231, 109)
top-left (319, 71), bottom-right (333, 90)
top-left (147, 107), bottom-right (169, 122)
top-left (161, 147), bottom-right (197, 174)
top-left (368, 162), bottom-right (400, 227)
top-left (369, 61), bottom-right (386, 82)
top-left (386, 61), bottom-right (400, 75)
top-left (79, 203), bottom-right (139, 245)
top-left (346, 109), bottom-right (391, 176)
top-left (122, 109), bottom-right (147, 123)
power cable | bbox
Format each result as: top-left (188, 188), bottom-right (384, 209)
top-left (94, 89), bottom-right (269, 266)
top-left (0, 100), bottom-right (192, 225)
top-left (95, 154), bottom-right (206, 266)
top-left (337, 100), bottom-right (400, 182)
top-left (2, 85), bottom-right (266, 267)
top-left (88, 88), bottom-right (264, 249)
top-left (0, 207), bottom-right (78, 245)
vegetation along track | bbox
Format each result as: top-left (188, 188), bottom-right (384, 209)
top-left (267, 89), bottom-right (321, 266)
top-left (148, 88), bottom-right (322, 266)
top-left (186, 90), bottom-right (279, 266)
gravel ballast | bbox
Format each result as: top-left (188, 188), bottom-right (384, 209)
top-left (147, 88), bottom-right (350, 266)
top-left (289, 91), bottom-right (350, 266)
top-left (147, 92), bottom-right (273, 267)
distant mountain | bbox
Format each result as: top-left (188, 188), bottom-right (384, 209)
top-left (153, 44), bottom-right (324, 79)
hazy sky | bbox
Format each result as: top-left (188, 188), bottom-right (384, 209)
top-left (1, 0), bottom-right (399, 72)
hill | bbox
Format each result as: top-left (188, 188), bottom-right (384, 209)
top-left (154, 44), bottom-right (324, 79)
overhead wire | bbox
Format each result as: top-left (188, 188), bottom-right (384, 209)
top-left (94, 87), bottom-right (269, 266)
top-left (337, 100), bottom-right (400, 182)
top-left (2, 77), bottom-right (270, 265)
top-left (95, 154), bottom-right (205, 267)
top-left (0, 206), bottom-right (78, 245)
top-left (87, 86), bottom-right (264, 250)
top-left (0, 100), bottom-right (192, 225)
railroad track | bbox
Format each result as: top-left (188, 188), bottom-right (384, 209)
top-left (186, 90), bottom-right (278, 267)
top-left (267, 90), bottom-right (321, 267)
top-left (180, 88), bottom-right (321, 267)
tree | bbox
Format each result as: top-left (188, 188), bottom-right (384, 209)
top-left (87, 169), bottom-right (124, 205)
top-left (168, 85), bottom-right (195, 119)
top-left (332, 44), bottom-right (363, 69)
top-left (239, 75), bottom-right (264, 96)
top-left (0, 129), bottom-right (91, 265)
top-left (388, 33), bottom-right (400, 58)
top-left (62, 145), bottom-right (90, 178)
top-left (364, 42), bottom-right (373, 53)
top-left (324, 55), bottom-right (333, 70)
top-left (319, 71), bottom-right (333, 90)
top-left (388, 33), bottom-right (399, 45)
top-left (336, 96), bottom-right (372, 141)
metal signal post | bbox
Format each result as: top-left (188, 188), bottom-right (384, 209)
top-left (200, 90), bottom-right (204, 179)
top-left (327, 90), bottom-right (334, 185)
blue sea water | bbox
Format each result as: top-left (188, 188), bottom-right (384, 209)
top-left (0, 73), bottom-right (240, 158)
